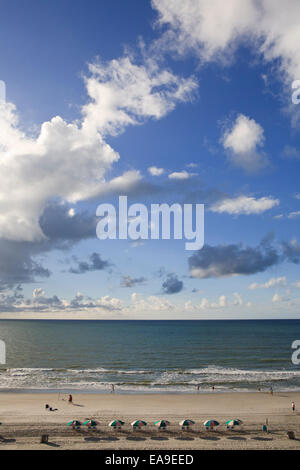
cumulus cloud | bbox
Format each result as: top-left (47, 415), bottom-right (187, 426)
top-left (0, 240), bottom-right (51, 285)
top-left (148, 166), bottom-right (165, 176)
top-left (221, 115), bottom-right (268, 173)
top-left (248, 277), bottom-right (287, 290)
top-left (168, 170), bottom-right (194, 180)
top-left (83, 56), bottom-right (197, 136)
top-left (288, 211), bottom-right (300, 219)
top-left (69, 252), bottom-right (110, 274)
top-left (188, 236), bottom-right (300, 279)
top-left (0, 53), bottom-right (196, 243)
top-left (130, 292), bottom-right (174, 312)
top-left (120, 276), bottom-right (146, 287)
top-left (162, 273), bottom-right (183, 294)
top-left (272, 292), bottom-right (289, 303)
top-left (210, 195), bottom-right (279, 215)
top-left (152, 0), bottom-right (300, 84)
top-left (39, 203), bottom-right (97, 242)
top-left (184, 292), bottom-right (243, 311)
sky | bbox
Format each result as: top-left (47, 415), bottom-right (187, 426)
top-left (0, 0), bottom-right (300, 319)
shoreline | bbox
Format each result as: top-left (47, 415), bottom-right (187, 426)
top-left (0, 391), bottom-right (299, 449)
top-left (0, 388), bottom-right (284, 394)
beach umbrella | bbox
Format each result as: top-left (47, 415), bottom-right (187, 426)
top-left (225, 419), bottom-right (243, 427)
top-left (154, 420), bottom-right (170, 428)
top-left (179, 419), bottom-right (195, 427)
top-left (131, 420), bottom-right (147, 428)
top-left (67, 420), bottom-right (82, 427)
top-left (109, 419), bottom-right (125, 427)
top-left (83, 419), bottom-right (98, 427)
top-left (204, 419), bottom-right (219, 427)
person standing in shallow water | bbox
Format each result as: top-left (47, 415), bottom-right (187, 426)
top-left (111, 384), bottom-right (115, 393)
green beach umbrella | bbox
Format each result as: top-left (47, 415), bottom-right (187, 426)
top-left (131, 420), bottom-right (147, 428)
top-left (226, 419), bottom-right (243, 426)
top-left (84, 419), bottom-right (98, 427)
top-left (204, 419), bottom-right (219, 427)
top-left (179, 419), bottom-right (195, 427)
top-left (154, 420), bottom-right (170, 428)
top-left (67, 420), bottom-right (82, 427)
top-left (109, 419), bottom-right (125, 427)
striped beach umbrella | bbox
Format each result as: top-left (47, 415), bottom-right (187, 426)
top-left (109, 419), bottom-right (125, 427)
top-left (226, 419), bottom-right (243, 427)
top-left (154, 420), bottom-right (170, 428)
top-left (83, 419), bottom-right (98, 427)
top-left (179, 419), bottom-right (195, 427)
top-left (131, 420), bottom-right (147, 428)
top-left (67, 420), bottom-right (82, 427)
top-left (204, 419), bottom-right (219, 427)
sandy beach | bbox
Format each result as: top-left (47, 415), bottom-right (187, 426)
top-left (0, 391), bottom-right (299, 450)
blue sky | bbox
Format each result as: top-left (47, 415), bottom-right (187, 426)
top-left (0, 0), bottom-right (300, 318)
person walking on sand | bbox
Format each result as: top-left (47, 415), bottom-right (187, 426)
top-left (292, 401), bottom-right (296, 412)
top-left (68, 394), bottom-right (73, 404)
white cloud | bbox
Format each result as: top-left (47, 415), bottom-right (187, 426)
top-left (248, 277), bottom-right (287, 290)
top-left (0, 55), bottom-right (196, 242)
top-left (233, 292), bottom-right (243, 306)
top-left (130, 293), bottom-right (174, 312)
top-left (83, 56), bottom-right (197, 136)
top-left (292, 281), bottom-right (300, 289)
top-left (148, 166), bottom-right (165, 176)
top-left (272, 293), bottom-right (283, 303)
top-left (184, 293), bottom-right (244, 311)
top-left (221, 114), bottom-right (267, 172)
top-left (168, 170), bottom-right (194, 180)
top-left (211, 195), bottom-right (279, 215)
top-left (152, 0), bottom-right (300, 84)
top-left (288, 211), bottom-right (300, 219)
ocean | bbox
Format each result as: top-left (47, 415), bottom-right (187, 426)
top-left (0, 319), bottom-right (299, 393)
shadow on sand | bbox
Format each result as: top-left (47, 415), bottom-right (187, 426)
top-left (151, 436), bottom-right (169, 441)
top-left (0, 436), bottom-right (16, 443)
top-left (251, 436), bottom-right (273, 441)
top-left (175, 436), bottom-right (194, 441)
top-left (43, 441), bottom-right (60, 448)
top-left (199, 435), bottom-right (220, 441)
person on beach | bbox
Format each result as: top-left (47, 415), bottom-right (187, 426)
top-left (111, 384), bottom-right (115, 393)
top-left (292, 401), bottom-right (296, 412)
top-left (68, 394), bottom-right (73, 404)
top-left (270, 387), bottom-right (273, 395)
top-left (197, 384), bottom-right (200, 392)
top-left (212, 385), bottom-right (215, 392)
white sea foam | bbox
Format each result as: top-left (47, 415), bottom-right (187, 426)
top-left (0, 365), bottom-right (299, 392)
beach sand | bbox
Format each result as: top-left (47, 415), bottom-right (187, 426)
top-left (0, 391), bottom-right (299, 450)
